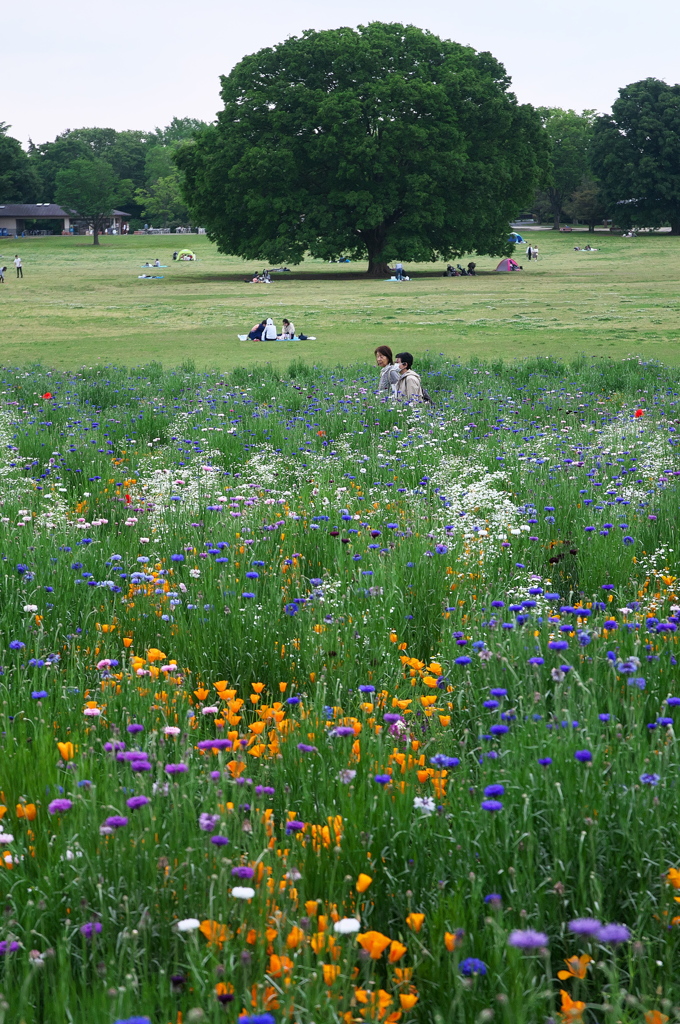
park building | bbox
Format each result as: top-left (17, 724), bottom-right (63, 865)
top-left (0, 204), bottom-right (131, 237)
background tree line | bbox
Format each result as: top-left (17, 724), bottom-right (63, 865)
top-left (0, 117), bottom-right (207, 230)
top-left (2, 23), bottom-right (680, 257)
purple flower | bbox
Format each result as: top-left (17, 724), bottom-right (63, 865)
top-left (459, 957), bottom-right (487, 976)
top-left (165, 763), bottom-right (188, 774)
top-left (430, 754), bottom-right (460, 768)
top-left (481, 800), bottom-right (503, 812)
top-left (383, 713), bottom-right (403, 724)
top-left (527, 657), bottom-right (544, 666)
top-left (211, 835), bottom-right (229, 846)
top-left (329, 726), bottom-right (355, 737)
top-left (239, 1015), bottom-right (276, 1024)
top-left (455, 655), bottom-right (472, 665)
top-left (435, 544), bottom-right (448, 554)
top-left (538, 757), bottom-right (552, 767)
top-left (127, 723), bottom-right (144, 734)
top-left (508, 928), bottom-right (549, 949)
top-left (484, 784), bottom-right (505, 797)
top-left (31, 690), bottom-right (49, 699)
top-left (104, 816), bottom-right (128, 828)
top-left (574, 750), bottom-right (592, 763)
top-left (48, 798), bottom-right (73, 814)
top-left (639, 773), bottom-right (660, 786)
top-left (484, 893), bottom-right (502, 904)
top-left (596, 923), bottom-right (630, 944)
top-left (231, 865), bottom-right (255, 879)
top-left (126, 795), bottom-right (150, 810)
top-left (285, 820), bottom-right (305, 833)
top-left (548, 640), bottom-right (569, 650)
top-left (490, 724), bottom-right (509, 736)
top-left (297, 743), bottom-right (317, 753)
top-left (9, 640), bottom-right (25, 650)
top-left (0, 941), bottom-right (21, 954)
top-left (568, 918), bottom-right (601, 936)
top-left (170, 554), bottom-right (185, 562)
top-left (241, 592), bottom-right (256, 599)
top-left (199, 813), bottom-right (219, 832)
top-left (490, 688), bottom-right (507, 697)
top-left (79, 922), bottom-right (103, 938)
top-left (374, 774), bottom-right (391, 785)
top-left (197, 738), bottom-right (232, 750)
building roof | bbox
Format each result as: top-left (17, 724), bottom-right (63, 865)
top-left (0, 203), bottom-right (131, 217)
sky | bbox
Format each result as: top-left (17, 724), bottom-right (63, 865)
top-left (5, 0), bottom-right (680, 145)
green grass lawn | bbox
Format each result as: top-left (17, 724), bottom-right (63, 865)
top-left (1, 230), bottom-right (679, 369)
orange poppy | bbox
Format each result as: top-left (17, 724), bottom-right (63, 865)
top-left (557, 954), bottom-right (592, 980)
top-left (558, 990), bottom-right (586, 1023)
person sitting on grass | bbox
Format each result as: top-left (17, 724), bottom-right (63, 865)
top-left (375, 345), bottom-right (401, 394)
top-left (279, 319), bottom-right (295, 340)
top-left (262, 317), bottom-right (278, 341)
top-left (394, 352), bottom-right (424, 401)
top-left (248, 320), bottom-right (266, 340)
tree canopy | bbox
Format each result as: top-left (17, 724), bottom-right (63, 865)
top-left (0, 124), bottom-right (39, 203)
top-left (535, 108), bottom-right (596, 229)
top-left (591, 78), bottom-right (680, 234)
top-left (55, 158), bottom-right (131, 245)
top-left (176, 22), bottom-right (548, 273)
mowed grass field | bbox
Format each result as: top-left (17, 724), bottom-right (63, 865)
top-left (0, 230), bottom-right (679, 369)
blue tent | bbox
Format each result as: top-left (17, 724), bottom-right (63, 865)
top-left (508, 232), bottom-right (524, 243)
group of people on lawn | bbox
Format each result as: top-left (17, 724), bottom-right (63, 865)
top-left (248, 317), bottom-right (296, 340)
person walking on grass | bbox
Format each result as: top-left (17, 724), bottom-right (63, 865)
top-left (394, 351), bottom-right (424, 401)
top-left (14, 254), bottom-right (22, 278)
top-left (0, 266), bottom-right (5, 284)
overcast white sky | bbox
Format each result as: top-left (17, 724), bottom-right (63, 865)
top-left (5, 0), bottom-right (679, 145)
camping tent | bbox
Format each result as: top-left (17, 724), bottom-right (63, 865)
top-left (495, 258), bottom-right (521, 272)
top-left (508, 232), bottom-right (524, 243)
top-left (177, 249), bottom-right (196, 260)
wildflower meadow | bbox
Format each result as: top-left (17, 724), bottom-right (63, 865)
top-left (1, 354), bottom-right (680, 1024)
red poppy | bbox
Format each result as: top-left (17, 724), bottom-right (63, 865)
top-left (42, 392), bottom-right (53, 400)
top-left (634, 408), bottom-right (644, 417)
top-left (125, 494), bottom-right (131, 504)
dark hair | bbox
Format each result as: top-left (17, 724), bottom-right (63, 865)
top-left (395, 352), bottom-right (413, 368)
top-left (374, 345), bottom-right (393, 363)
top-left (282, 319), bottom-right (290, 325)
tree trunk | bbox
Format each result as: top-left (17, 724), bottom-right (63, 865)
top-left (548, 189), bottom-right (561, 231)
top-left (367, 257), bottom-right (392, 276)
top-left (552, 212), bottom-right (561, 231)
top-left (93, 224), bottom-right (99, 246)
top-left (588, 222), bottom-right (595, 233)
top-left (670, 220), bottom-right (680, 235)
top-left (359, 226), bottom-right (391, 275)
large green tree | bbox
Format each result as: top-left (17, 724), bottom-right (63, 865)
top-left (176, 23), bottom-right (548, 274)
top-left (55, 158), bottom-right (131, 245)
top-left (591, 78), bottom-right (680, 234)
top-left (535, 108), bottom-right (596, 230)
top-left (0, 124), bottom-right (39, 202)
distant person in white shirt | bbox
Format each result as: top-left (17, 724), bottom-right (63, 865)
top-left (14, 255), bottom-right (23, 278)
top-left (0, 266), bottom-right (6, 284)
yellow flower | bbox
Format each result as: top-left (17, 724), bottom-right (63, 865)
top-left (57, 741), bottom-right (75, 761)
top-left (322, 964), bottom-right (341, 984)
top-left (557, 954), bottom-right (592, 980)
top-left (399, 993), bottom-right (419, 1010)
top-left (357, 931), bottom-right (391, 959)
top-left (558, 990), bottom-right (586, 1023)
top-left (356, 873), bottom-right (373, 893)
top-left (388, 939), bottom-right (407, 963)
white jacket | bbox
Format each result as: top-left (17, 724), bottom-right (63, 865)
top-left (262, 318), bottom-right (277, 340)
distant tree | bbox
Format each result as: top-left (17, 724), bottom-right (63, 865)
top-left (29, 134), bottom-right (95, 201)
top-left (55, 158), bottom-right (131, 245)
top-left (176, 23), bottom-right (548, 274)
top-left (591, 79), bottom-right (680, 234)
top-left (151, 118), bottom-right (209, 147)
top-left (0, 124), bottom-right (39, 202)
top-left (564, 177), bottom-right (607, 232)
top-left (134, 171), bottom-right (191, 227)
top-left (536, 108), bottom-right (596, 230)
